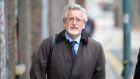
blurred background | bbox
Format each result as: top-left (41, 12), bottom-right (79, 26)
top-left (0, 0), bottom-right (140, 79)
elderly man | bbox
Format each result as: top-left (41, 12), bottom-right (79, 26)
top-left (30, 3), bottom-right (105, 79)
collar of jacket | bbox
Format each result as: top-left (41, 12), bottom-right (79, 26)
top-left (55, 30), bottom-right (88, 45)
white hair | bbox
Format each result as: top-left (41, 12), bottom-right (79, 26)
top-left (62, 3), bottom-right (88, 22)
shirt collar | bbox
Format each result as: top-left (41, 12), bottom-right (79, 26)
top-left (65, 32), bottom-right (81, 44)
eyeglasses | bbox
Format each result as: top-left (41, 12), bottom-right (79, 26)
top-left (66, 17), bottom-right (84, 23)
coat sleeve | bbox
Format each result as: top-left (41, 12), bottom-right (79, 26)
top-left (134, 49), bottom-right (140, 79)
top-left (30, 38), bottom-right (51, 79)
top-left (92, 43), bottom-right (106, 79)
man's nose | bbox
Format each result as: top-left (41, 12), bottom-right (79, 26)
top-left (73, 19), bottom-right (77, 24)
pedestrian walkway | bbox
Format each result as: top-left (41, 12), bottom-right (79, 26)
top-left (93, 27), bottom-right (140, 79)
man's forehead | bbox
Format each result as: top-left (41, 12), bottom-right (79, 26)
top-left (68, 9), bottom-right (83, 12)
top-left (67, 10), bottom-right (83, 16)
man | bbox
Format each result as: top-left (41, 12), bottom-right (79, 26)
top-left (30, 3), bottom-right (105, 79)
top-left (134, 48), bottom-right (140, 79)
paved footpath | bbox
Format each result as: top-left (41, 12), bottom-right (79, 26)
top-left (93, 28), bottom-right (140, 79)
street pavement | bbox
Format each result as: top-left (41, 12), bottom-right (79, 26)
top-left (93, 28), bottom-right (140, 79)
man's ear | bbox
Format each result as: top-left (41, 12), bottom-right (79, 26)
top-left (63, 18), bottom-right (67, 22)
top-left (63, 19), bottom-right (67, 27)
top-left (63, 20), bottom-right (66, 25)
top-left (82, 23), bottom-right (86, 29)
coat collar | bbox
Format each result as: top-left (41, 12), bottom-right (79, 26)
top-left (55, 30), bottom-right (88, 45)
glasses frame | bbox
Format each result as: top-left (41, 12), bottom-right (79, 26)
top-left (66, 17), bottom-right (85, 23)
